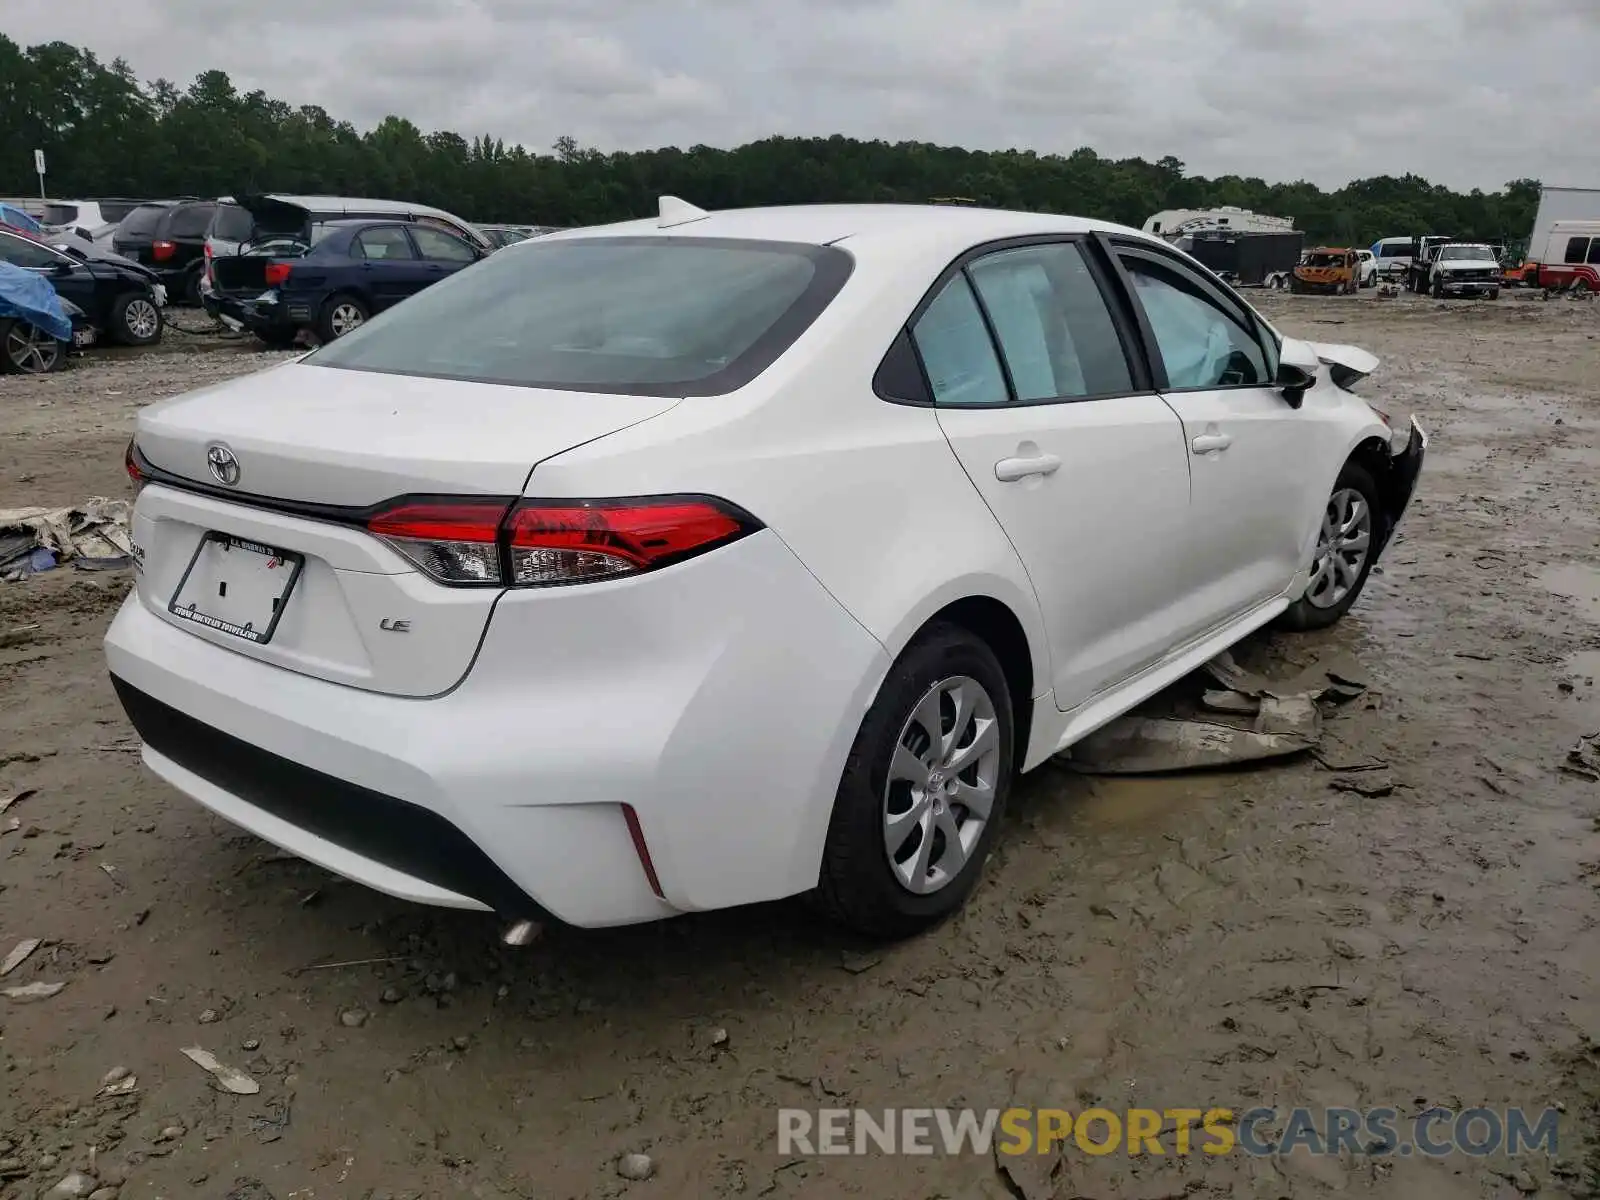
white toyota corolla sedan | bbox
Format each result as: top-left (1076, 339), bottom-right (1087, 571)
top-left (105, 199), bottom-right (1425, 938)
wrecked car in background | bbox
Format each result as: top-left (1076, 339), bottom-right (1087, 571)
top-left (1291, 247), bottom-right (1361, 295)
top-left (1, 227), bottom-right (165, 350)
top-left (205, 217), bottom-right (485, 345)
top-left (0, 259), bottom-right (85, 374)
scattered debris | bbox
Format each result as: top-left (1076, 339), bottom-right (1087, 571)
top-left (1330, 773), bottom-right (1398, 798)
top-left (339, 1008), bottom-right (370, 1028)
top-left (0, 937), bottom-right (41, 976)
top-left (180, 1045), bottom-right (261, 1095)
top-left (1204, 649), bottom-right (1370, 703)
top-left (0, 499), bottom-right (132, 580)
top-left (1565, 733), bottom-right (1600, 781)
top-left (617, 1152), bottom-right (655, 1181)
top-left (0, 623), bottom-right (39, 647)
top-left (3, 981), bottom-right (65, 1001)
top-left (840, 951), bottom-right (882, 975)
top-left (99, 862), bottom-right (125, 889)
top-left (199, 1007), bottom-right (220, 1024)
top-left (98, 1071), bottom-right (137, 1097)
top-left (708, 1026), bottom-right (730, 1048)
top-left (44, 1172), bottom-right (97, 1198)
top-left (1069, 716), bottom-right (1316, 774)
top-left (287, 955), bottom-right (407, 976)
top-left (0, 788), bottom-right (36, 816)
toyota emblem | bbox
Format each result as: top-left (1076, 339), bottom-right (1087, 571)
top-left (206, 443), bottom-right (241, 486)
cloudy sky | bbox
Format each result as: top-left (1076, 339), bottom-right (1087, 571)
top-left (7, 0), bottom-right (1599, 190)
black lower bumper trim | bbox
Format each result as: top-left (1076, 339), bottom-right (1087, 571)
top-left (110, 675), bottom-right (546, 920)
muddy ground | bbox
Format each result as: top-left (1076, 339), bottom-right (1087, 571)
top-left (2, 292), bottom-right (1599, 1200)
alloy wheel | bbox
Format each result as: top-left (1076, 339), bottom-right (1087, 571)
top-left (4, 323), bottom-right (61, 374)
top-left (125, 299), bottom-right (160, 341)
top-left (1306, 487), bottom-right (1372, 609)
top-left (329, 303), bottom-right (365, 337)
top-left (882, 675), bottom-right (1001, 895)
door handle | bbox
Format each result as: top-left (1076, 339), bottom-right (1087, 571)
top-left (1191, 432), bottom-right (1233, 455)
top-left (994, 454), bottom-right (1062, 482)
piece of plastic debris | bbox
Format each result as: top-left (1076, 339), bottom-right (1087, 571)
top-left (1330, 773), bottom-right (1397, 798)
top-left (1254, 694), bottom-right (1322, 740)
top-left (0, 937), bottom-right (41, 976)
top-left (1201, 688), bottom-right (1259, 715)
top-left (1068, 716), bottom-right (1316, 775)
top-left (0, 788), bottom-right (36, 815)
top-left (98, 1073), bottom-right (137, 1097)
top-left (180, 1045), bottom-right (261, 1095)
top-left (3, 981), bottom-right (66, 1001)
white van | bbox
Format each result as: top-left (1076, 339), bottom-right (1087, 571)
top-left (1528, 220), bottom-right (1600, 291)
top-left (1370, 237), bottom-right (1418, 279)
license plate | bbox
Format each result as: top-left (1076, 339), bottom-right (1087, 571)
top-left (72, 328), bottom-right (95, 347)
top-left (168, 534), bottom-right (303, 644)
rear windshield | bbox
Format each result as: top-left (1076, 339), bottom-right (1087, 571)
top-left (210, 204), bottom-right (255, 242)
top-left (308, 236), bottom-right (854, 396)
top-left (99, 201), bottom-right (143, 224)
top-left (118, 204), bottom-right (168, 237)
top-left (1305, 253), bottom-right (1347, 267)
top-left (41, 203), bottom-right (80, 225)
top-left (165, 203), bottom-right (216, 238)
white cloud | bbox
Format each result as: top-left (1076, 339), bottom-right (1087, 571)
top-left (4, 0), bottom-right (1596, 188)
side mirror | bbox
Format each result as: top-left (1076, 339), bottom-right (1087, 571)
top-left (52, 259), bottom-right (74, 274)
top-left (1277, 338), bottom-right (1320, 408)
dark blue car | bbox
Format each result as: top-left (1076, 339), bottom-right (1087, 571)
top-left (207, 218), bottom-right (485, 346)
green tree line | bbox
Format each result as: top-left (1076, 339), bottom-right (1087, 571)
top-left (0, 35), bottom-right (1542, 248)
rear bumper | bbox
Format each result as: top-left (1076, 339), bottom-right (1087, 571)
top-left (104, 529), bottom-right (889, 927)
top-left (207, 292), bottom-right (310, 336)
top-left (1377, 416), bottom-right (1427, 556)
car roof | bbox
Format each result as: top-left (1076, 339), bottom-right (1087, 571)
top-left (540, 202), bottom-right (1147, 252)
top-left (253, 194), bottom-right (468, 220)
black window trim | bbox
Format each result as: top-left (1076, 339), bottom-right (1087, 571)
top-left (875, 232), bottom-right (1156, 410)
top-left (1101, 235), bottom-right (1277, 395)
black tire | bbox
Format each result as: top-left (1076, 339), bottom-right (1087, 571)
top-left (1279, 462), bottom-right (1382, 632)
top-left (1432, 276), bottom-right (1446, 299)
top-left (316, 293), bottom-right (369, 342)
top-left (1487, 289), bottom-right (1500, 301)
top-left (111, 291), bottom-right (163, 346)
top-left (255, 328), bottom-right (301, 349)
top-left (0, 318), bottom-right (65, 374)
top-left (813, 623), bottom-right (1015, 938)
top-left (182, 266), bottom-right (203, 306)
top-left (1289, 278), bottom-right (1303, 294)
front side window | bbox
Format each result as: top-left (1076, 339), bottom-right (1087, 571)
top-left (966, 242), bottom-right (1132, 400)
top-left (310, 236), bottom-right (852, 396)
top-left (411, 226), bottom-right (476, 262)
top-left (355, 227), bottom-right (417, 261)
top-left (1565, 237), bottom-right (1591, 265)
top-left (910, 274), bottom-right (1008, 406)
top-left (1121, 254), bottom-right (1268, 390)
top-left (0, 233), bottom-right (63, 269)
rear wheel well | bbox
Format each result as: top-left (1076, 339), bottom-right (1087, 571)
top-left (918, 597), bottom-right (1035, 766)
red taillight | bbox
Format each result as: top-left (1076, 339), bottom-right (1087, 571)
top-left (506, 499), bottom-right (748, 586)
top-left (203, 242), bottom-right (213, 284)
top-left (124, 439), bottom-right (146, 494)
top-left (367, 501), bottom-right (507, 585)
top-left (263, 262), bottom-right (291, 287)
top-left (151, 239), bottom-right (176, 262)
top-left (364, 496), bottom-right (758, 587)
top-left (621, 804), bottom-right (664, 898)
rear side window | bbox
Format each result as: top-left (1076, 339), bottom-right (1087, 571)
top-left (966, 242), bottom-right (1132, 400)
top-left (411, 226), bottom-right (476, 262)
top-left (1589, 241), bottom-right (1600, 266)
top-left (355, 227), bottom-right (417, 260)
top-left (1565, 237), bottom-right (1591, 265)
top-left (118, 205), bottom-right (167, 237)
top-left (1377, 242), bottom-right (1410, 259)
top-left (308, 236), bottom-right (853, 396)
top-left (911, 275), bottom-right (1008, 406)
top-left (210, 204), bottom-right (255, 242)
top-left (0, 233), bottom-right (62, 269)
top-left (166, 204), bottom-right (217, 238)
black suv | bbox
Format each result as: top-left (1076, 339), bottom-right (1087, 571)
top-left (112, 199), bottom-right (218, 303)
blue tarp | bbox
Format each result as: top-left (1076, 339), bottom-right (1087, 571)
top-left (0, 261), bottom-right (72, 342)
top-left (0, 203), bottom-right (43, 234)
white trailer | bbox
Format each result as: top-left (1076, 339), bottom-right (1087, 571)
top-left (1142, 206), bottom-right (1295, 240)
top-left (1527, 185), bottom-right (1600, 259)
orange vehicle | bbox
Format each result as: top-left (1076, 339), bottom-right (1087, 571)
top-left (1291, 247), bottom-right (1361, 294)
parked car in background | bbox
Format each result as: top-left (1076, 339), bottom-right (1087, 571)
top-left (108, 200), bottom-right (1426, 938)
top-left (41, 199), bottom-right (146, 245)
top-left (1411, 243), bottom-right (1501, 299)
top-left (0, 202), bottom-right (43, 235)
top-left (0, 226), bottom-right (166, 348)
top-left (113, 199), bottom-right (218, 303)
top-left (1291, 247), bottom-right (1361, 294)
top-left (1354, 249), bottom-right (1377, 287)
top-left (203, 195), bottom-right (491, 302)
top-left (0, 259), bottom-right (90, 374)
top-left (207, 218), bottom-right (484, 345)
top-left (480, 224), bottom-right (562, 248)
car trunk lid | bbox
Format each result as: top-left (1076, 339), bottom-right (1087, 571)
top-left (131, 362), bottom-right (680, 695)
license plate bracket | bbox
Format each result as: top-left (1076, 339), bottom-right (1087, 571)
top-left (168, 533), bottom-right (303, 645)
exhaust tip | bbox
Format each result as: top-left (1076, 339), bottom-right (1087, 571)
top-left (500, 918), bottom-right (542, 947)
